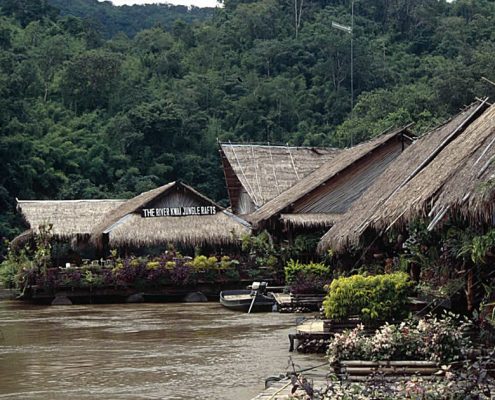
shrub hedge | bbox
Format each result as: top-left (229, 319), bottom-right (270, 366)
top-left (323, 272), bottom-right (412, 322)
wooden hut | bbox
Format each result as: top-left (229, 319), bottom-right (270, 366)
top-left (90, 181), bottom-right (251, 252)
top-left (247, 128), bottom-right (413, 238)
top-left (318, 99), bottom-right (494, 253)
top-left (14, 182), bottom-right (251, 257)
top-left (219, 143), bottom-right (341, 215)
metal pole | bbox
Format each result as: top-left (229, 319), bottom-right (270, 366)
top-left (248, 290), bottom-right (257, 314)
top-left (350, 0), bottom-right (354, 146)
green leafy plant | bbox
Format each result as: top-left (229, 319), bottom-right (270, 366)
top-left (284, 259), bottom-right (331, 293)
top-left (323, 272), bottom-right (412, 322)
top-left (32, 224), bottom-right (53, 275)
top-left (285, 259), bottom-right (330, 284)
top-left (0, 245), bottom-right (32, 289)
top-left (458, 228), bottom-right (495, 264)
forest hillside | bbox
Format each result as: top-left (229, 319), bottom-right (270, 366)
top-left (0, 0), bottom-right (494, 257)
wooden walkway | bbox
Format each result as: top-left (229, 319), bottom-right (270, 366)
top-left (250, 370), bottom-right (329, 399)
top-left (250, 379), bottom-right (294, 400)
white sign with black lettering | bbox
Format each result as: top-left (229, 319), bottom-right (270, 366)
top-left (141, 206), bottom-right (217, 218)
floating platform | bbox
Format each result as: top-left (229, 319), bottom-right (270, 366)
top-left (272, 292), bottom-right (325, 311)
top-left (288, 319), bottom-right (330, 352)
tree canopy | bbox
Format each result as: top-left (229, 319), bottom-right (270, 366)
top-left (0, 0), bottom-right (494, 257)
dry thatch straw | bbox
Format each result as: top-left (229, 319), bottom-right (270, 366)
top-left (9, 229), bottom-right (33, 250)
top-left (91, 181), bottom-right (251, 248)
top-left (318, 100), bottom-right (493, 253)
top-left (375, 101), bottom-right (495, 230)
top-left (280, 213), bottom-right (341, 229)
top-left (220, 143), bottom-right (341, 209)
top-left (106, 211), bottom-right (250, 247)
top-left (248, 128), bottom-right (411, 228)
top-left (90, 182), bottom-right (177, 239)
top-left (16, 199), bottom-right (124, 239)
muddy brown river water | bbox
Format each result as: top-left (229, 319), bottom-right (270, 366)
top-left (0, 301), bottom-right (321, 399)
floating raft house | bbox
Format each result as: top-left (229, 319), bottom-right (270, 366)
top-left (14, 181), bottom-right (251, 253)
top-left (247, 128), bottom-right (413, 233)
top-left (319, 99), bottom-right (495, 253)
top-left (220, 143), bottom-right (340, 215)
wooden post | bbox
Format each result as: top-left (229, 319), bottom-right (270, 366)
top-left (97, 233), bottom-right (109, 260)
top-left (466, 266), bottom-right (474, 313)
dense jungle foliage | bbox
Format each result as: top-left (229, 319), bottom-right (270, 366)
top-left (48, 0), bottom-right (215, 38)
top-left (0, 0), bottom-right (494, 258)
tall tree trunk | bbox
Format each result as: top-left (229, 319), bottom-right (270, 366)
top-left (294, 0), bottom-right (303, 39)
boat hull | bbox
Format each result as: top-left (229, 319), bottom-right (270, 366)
top-left (219, 289), bottom-right (274, 312)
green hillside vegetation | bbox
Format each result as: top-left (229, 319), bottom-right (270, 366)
top-left (48, 0), bottom-right (215, 38)
top-left (0, 0), bottom-right (494, 258)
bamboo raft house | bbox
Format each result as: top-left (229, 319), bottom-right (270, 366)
top-left (13, 181), bottom-right (251, 259)
top-left (318, 99), bottom-right (495, 254)
top-left (246, 128), bottom-right (413, 240)
top-left (90, 181), bottom-right (251, 253)
top-left (219, 143), bottom-right (341, 215)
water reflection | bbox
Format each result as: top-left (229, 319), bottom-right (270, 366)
top-left (0, 302), bottom-right (321, 400)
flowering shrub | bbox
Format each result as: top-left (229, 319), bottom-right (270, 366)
top-left (17, 250), bottom-right (242, 290)
top-left (294, 348), bottom-right (495, 399)
top-left (170, 261), bottom-right (192, 285)
top-left (327, 313), bottom-right (472, 364)
top-left (314, 366), bottom-right (495, 400)
top-left (58, 268), bottom-right (82, 287)
top-left (327, 324), bottom-right (367, 364)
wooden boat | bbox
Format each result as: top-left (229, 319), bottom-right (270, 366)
top-left (219, 289), bottom-right (275, 312)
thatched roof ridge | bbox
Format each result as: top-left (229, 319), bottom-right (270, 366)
top-left (16, 199), bottom-right (124, 238)
top-left (318, 100), bottom-right (491, 253)
top-left (280, 213), bottom-right (340, 229)
top-left (220, 143), bottom-right (341, 208)
top-left (248, 128), bottom-right (410, 226)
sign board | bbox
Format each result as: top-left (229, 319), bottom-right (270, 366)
top-left (141, 206), bottom-right (217, 218)
top-left (331, 21), bottom-right (352, 34)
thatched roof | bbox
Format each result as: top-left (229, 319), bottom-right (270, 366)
top-left (9, 229), bottom-right (33, 250)
top-left (280, 213), bottom-right (340, 229)
top-left (91, 181), bottom-right (251, 247)
top-left (104, 211), bottom-right (250, 247)
top-left (90, 181), bottom-right (178, 237)
top-left (248, 128), bottom-right (411, 227)
top-left (318, 100), bottom-right (493, 253)
top-left (16, 199), bottom-right (124, 238)
top-left (220, 143), bottom-right (341, 210)
top-left (15, 182), bottom-right (251, 249)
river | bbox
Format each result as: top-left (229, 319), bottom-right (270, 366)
top-left (0, 301), bottom-right (322, 399)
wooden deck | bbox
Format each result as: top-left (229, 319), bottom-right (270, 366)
top-left (296, 319), bottom-right (325, 334)
top-left (288, 318), bottom-right (330, 352)
top-left (272, 292), bottom-right (325, 311)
